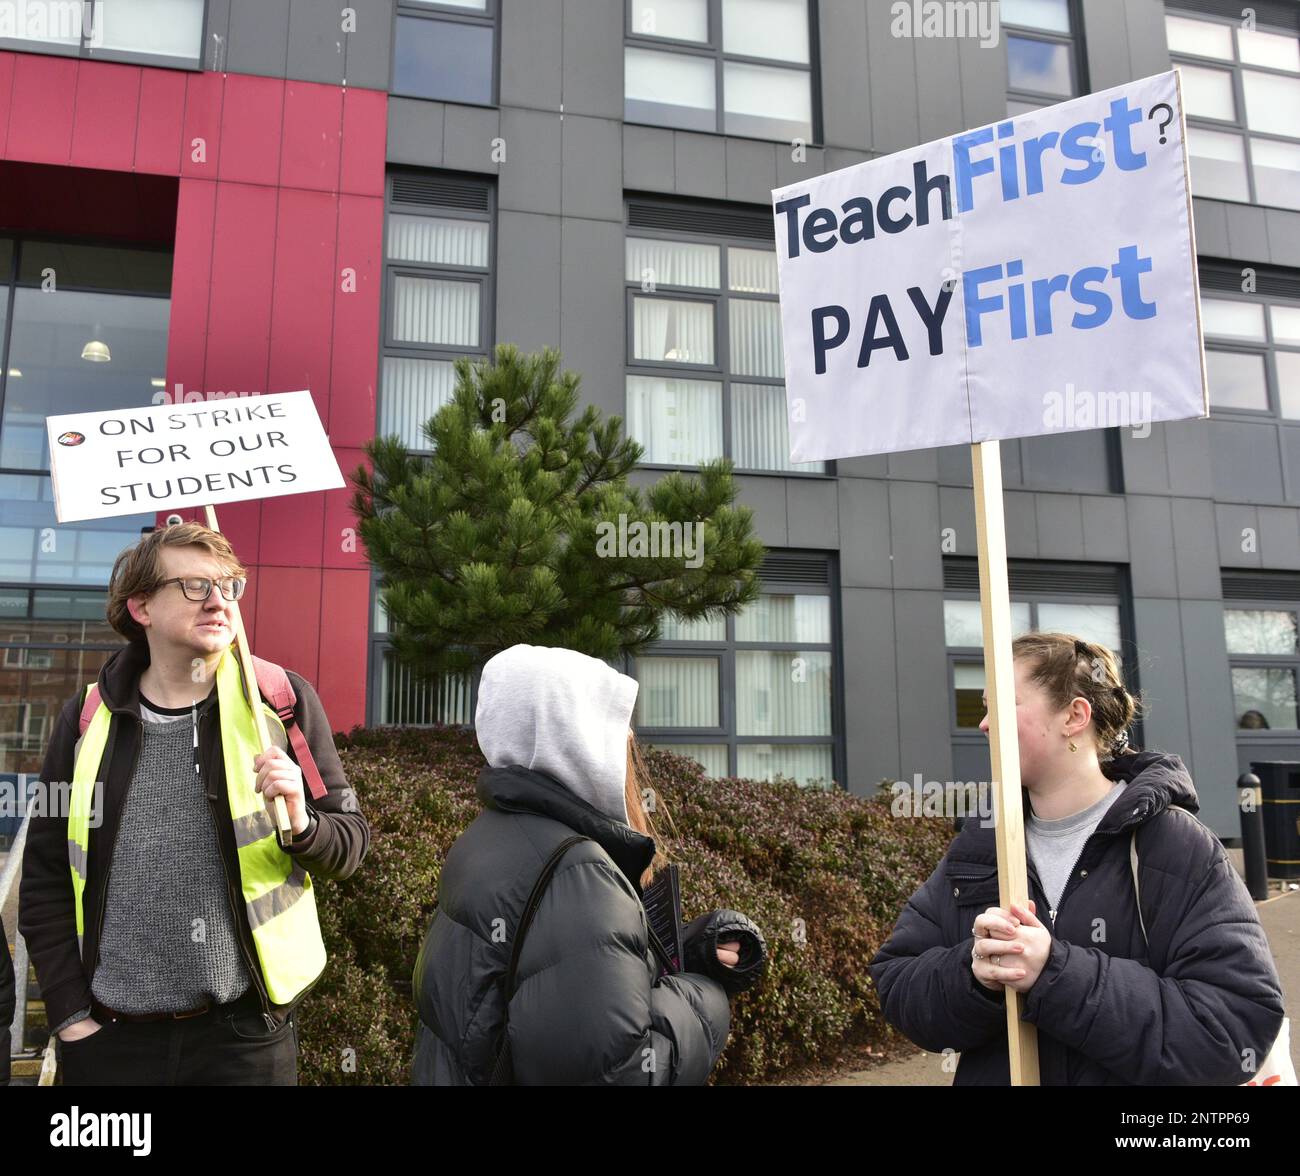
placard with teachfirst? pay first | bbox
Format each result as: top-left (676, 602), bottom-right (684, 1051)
top-left (45, 390), bottom-right (344, 523)
top-left (772, 70), bottom-right (1208, 464)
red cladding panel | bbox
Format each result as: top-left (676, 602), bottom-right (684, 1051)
top-left (206, 182), bottom-right (277, 393)
top-left (339, 86), bottom-right (386, 197)
top-left (279, 81), bottom-right (342, 193)
top-left (328, 194), bottom-right (382, 446)
top-left (70, 60), bottom-right (140, 171)
top-left (0, 55), bottom-right (14, 158)
top-left (180, 70), bottom-right (224, 178)
top-left (167, 178), bottom-right (217, 392)
top-left (217, 74), bottom-right (284, 187)
top-left (322, 446), bottom-right (368, 571)
top-left (0, 60), bottom-right (388, 723)
top-left (134, 68), bottom-right (186, 175)
top-left (254, 566), bottom-right (322, 684)
top-left (212, 499), bottom-right (262, 576)
top-left (267, 187), bottom-right (337, 413)
top-left (6, 54), bottom-right (76, 164)
top-left (318, 569), bottom-right (370, 730)
top-left (258, 489), bottom-right (325, 569)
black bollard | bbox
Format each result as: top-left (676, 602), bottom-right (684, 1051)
top-left (1238, 772), bottom-right (1268, 901)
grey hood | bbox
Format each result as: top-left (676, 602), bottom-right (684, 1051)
top-left (473, 644), bottom-right (639, 825)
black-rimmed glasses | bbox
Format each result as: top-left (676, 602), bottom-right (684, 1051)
top-left (155, 576), bottom-right (247, 602)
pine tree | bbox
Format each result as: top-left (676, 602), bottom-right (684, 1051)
top-left (350, 344), bottom-right (764, 677)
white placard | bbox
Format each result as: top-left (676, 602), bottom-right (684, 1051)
top-left (46, 390), bottom-right (344, 522)
top-left (773, 70), bottom-right (1206, 463)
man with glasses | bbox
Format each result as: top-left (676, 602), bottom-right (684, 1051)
top-left (19, 521), bottom-right (369, 1084)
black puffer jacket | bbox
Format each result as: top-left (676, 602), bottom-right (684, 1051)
top-left (411, 765), bottom-right (733, 1085)
top-left (868, 750), bottom-right (1285, 1085)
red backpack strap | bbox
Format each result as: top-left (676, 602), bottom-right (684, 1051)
top-left (79, 683), bottom-right (102, 736)
top-left (250, 655), bottom-right (328, 801)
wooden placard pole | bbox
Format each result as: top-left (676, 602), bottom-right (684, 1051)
top-left (970, 440), bottom-right (1040, 1085)
top-left (202, 504), bottom-right (292, 846)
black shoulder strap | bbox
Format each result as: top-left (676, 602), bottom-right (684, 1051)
top-left (489, 834), bottom-right (588, 1086)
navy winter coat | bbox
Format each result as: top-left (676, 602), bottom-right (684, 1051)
top-left (868, 750), bottom-right (1286, 1085)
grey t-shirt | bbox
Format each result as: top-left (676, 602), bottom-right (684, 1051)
top-left (1027, 781), bottom-right (1128, 916)
top-left (88, 688), bottom-right (253, 1015)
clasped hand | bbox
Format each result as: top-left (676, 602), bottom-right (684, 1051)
top-left (970, 900), bottom-right (1051, 994)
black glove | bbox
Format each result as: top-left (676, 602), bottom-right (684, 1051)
top-left (681, 909), bottom-right (767, 995)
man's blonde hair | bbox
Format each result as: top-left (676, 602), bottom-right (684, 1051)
top-left (107, 522), bottom-right (247, 642)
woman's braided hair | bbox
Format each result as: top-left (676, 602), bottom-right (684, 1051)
top-left (1011, 632), bottom-right (1144, 762)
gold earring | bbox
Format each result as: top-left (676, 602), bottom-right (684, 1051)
top-left (1067, 739), bottom-right (1077, 752)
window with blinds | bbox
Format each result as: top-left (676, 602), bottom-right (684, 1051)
top-left (624, 207), bottom-right (828, 474)
top-left (1221, 573), bottom-right (1300, 731)
top-left (942, 558), bottom-right (1131, 735)
top-left (379, 172), bottom-right (493, 452)
top-left (369, 170), bottom-right (494, 726)
top-left (636, 553), bottom-right (840, 788)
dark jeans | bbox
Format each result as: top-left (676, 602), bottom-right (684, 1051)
top-left (57, 992), bottom-right (298, 1086)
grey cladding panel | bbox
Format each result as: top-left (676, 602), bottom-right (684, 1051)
top-left (343, 0), bottom-right (396, 90)
top-left (287, 0), bottom-right (347, 86)
top-left (226, 0), bottom-right (291, 78)
top-left (1208, 420), bottom-right (1285, 504)
top-left (500, 0), bottom-right (562, 110)
top-left (865, 0), bottom-right (918, 153)
top-left (816, 0), bottom-right (871, 152)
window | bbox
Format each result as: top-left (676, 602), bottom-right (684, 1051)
top-left (0, 234), bottom-right (168, 536)
top-left (624, 0), bottom-right (817, 143)
top-left (370, 171), bottom-right (494, 726)
top-left (1167, 7), bottom-right (1300, 209)
top-left (1201, 288), bottom-right (1300, 419)
top-left (0, 0), bottom-right (205, 69)
top-left (943, 560), bottom-right (1134, 780)
top-left (636, 552), bottom-right (840, 788)
top-left (0, 234), bottom-right (167, 772)
top-left (392, 1), bottom-right (497, 105)
top-left (947, 599), bottom-right (1123, 727)
top-left (370, 592), bottom-right (475, 726)
top-left (625, 200), bottom-right (827, 474)
top-left (1002, 0), bottom-right (1085, 115)
top-left (1223, 574), bottom-right (1300, 731)
top-left (0, 588), bottom-right (127, 776)
top-left (1194, 262), bottom-right (1300, 502)
top-left (379, 172), bottom-right (494, 452)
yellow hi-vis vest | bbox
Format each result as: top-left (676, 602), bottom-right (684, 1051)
top-left (67, 647), bottom-right (327, 1005)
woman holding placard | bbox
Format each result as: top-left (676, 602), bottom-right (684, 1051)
top-left (868, 632), bottom-right (1287, 1085)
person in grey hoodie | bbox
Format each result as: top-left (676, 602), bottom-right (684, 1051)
top-left (411, 643), bottom-right (766, 1085)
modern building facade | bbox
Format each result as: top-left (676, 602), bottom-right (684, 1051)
top-left (2, 0), bottom-right (1299, 841)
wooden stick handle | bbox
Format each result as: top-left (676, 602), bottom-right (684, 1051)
top-left (971, 440), bottom-right (1040, 1086)
top-left (201, 505), bottom-right (292, 845)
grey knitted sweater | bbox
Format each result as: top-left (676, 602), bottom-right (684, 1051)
top-left (86, 689), bottom-right (253, 1015)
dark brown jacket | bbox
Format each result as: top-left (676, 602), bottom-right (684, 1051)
top-left (19, 638), bottom-right (368, 1030)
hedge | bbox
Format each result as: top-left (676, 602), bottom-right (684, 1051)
top-left (297, 725), bottom-right (953, 1085)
